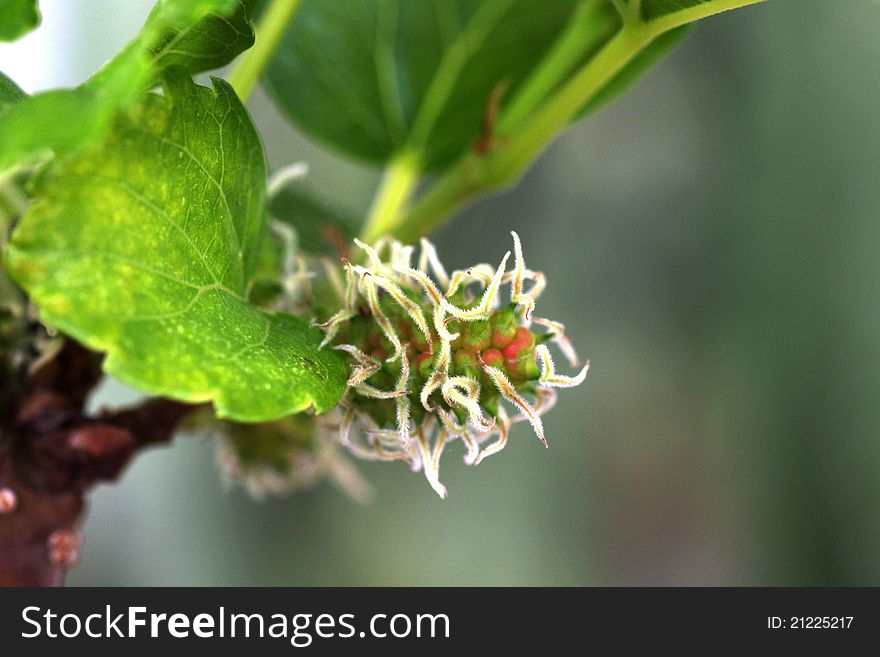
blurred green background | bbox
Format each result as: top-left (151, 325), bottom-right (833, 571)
top-left (2, 0), bottom-right (879, 585)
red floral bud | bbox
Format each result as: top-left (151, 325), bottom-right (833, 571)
top-left (463, 320), bottom-right (491, 352)
top-left (502, 327), bottom-right (534, 359)
top-left (481, 348), bottom-right (504, 368)
top-left (491, 307), bottom-right (518, 349)
top-left (316, 233), bottom-right (588, 498)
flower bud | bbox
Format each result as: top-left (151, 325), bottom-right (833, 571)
top-left (311, 232), bottom-right (589, 497)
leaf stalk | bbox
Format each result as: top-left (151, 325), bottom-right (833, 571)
top-left (361, 150), bottom-right (422, 243)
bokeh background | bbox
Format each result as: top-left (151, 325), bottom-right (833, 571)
top-left (2, 0), bottom-right (879, 585)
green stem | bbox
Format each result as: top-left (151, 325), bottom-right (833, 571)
top-left (498, 0), bottom-right (616, 134)
top-left (227, 0), bottom-right (302, 102)
top-left (646, 0), bottom-right (764, 33)
top-left (360, 150), bottom-right (422, 243)
top-left (397, 23), bottom-right (649, 243)
top-left (395, 0), bottom-right (765, 243)
top-left (392, 154), bottom-right (487, 243)
top-left (483, 22), bottom-right (650, 186)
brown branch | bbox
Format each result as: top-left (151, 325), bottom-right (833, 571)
top-left (0, 340), bottom-right (198, 586)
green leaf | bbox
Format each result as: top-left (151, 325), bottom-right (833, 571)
top-left (87, 0), bottom-right (255, 87)
top-left (0, 71), bottom-right (25, 109)
top-left (147, 0), bottom-right (258, 74)
top-left (6, 74), bottom-right (348, 420)
top-left (0, 0), bottom-right (255, 175)
top-left (0, 0), bottom-right (40, 42)
top-left (264, 0), bottom-right (587, 171)
top-left (0, 89), bottom-right (111, 173)
top-left (577, 24), bottom-right (689, 117)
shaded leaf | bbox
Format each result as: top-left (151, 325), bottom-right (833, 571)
top-left (147, 0), bottom-right (258, 74)
top-left (264, 0), bottom-right (585, 170)
top-left (264, 0), bottom-right (696, 172)
top-left (0, 0), bottom-right (39, 42)
top-left (7, 75), bottom-right (348, 421)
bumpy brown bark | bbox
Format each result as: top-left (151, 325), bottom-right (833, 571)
top-left (0, 340), bottom-right (194, 586)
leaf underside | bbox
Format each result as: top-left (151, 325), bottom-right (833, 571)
top-left (147, 0), bottom-right (258, 74)
top-left (264, 0), bottom-right (585, 171)
top-left (6, 74), bottom-right (347, 420)
top-left (264, 0), bottom-right (697, 172)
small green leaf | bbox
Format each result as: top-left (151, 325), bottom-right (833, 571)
top-left (264, 0), bottom-right (583, 171)
top-left (0, 0), bottom-right (40, 42)
top-left (147, 0), bottom-right (258, 74)
top-left (0, 71), bottom-right (25, 108)
top-left (6, 74), bottom-right (348, 420)
top-left (577, 24), bottom-right (689, 117)
top-left (0, 0), bottom-right (255, 175)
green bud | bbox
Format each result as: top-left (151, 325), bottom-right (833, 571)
top-left (491, 305), bottom-right (518, 349)
top-left (516, 350), bottom-right (540, 380)
top-left (462, 319), bottom-right (491, 351)
top-left (453, 349), bottom-right (480, 379)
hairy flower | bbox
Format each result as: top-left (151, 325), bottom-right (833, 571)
top-left (313, 232), bottom-right (589, 498)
